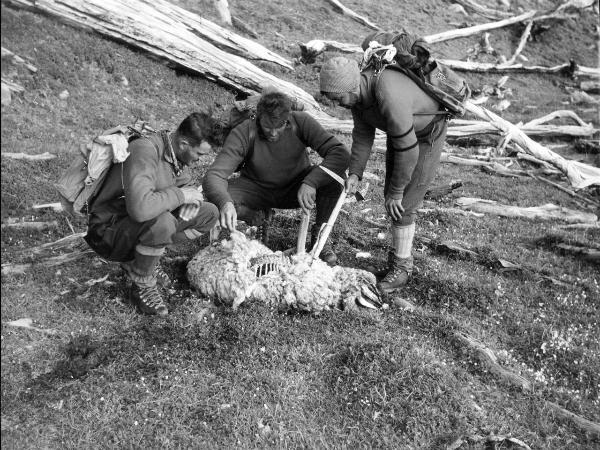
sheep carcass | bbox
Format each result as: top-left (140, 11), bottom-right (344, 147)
top-left (187, 232), bottom-right (381, 311)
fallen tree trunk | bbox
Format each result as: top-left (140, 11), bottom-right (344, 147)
top-left (424, 5), bottom-right (585, 44)
top-left (438, 59), bottom-right (600, 78)
top-left (5, 0), bottom-right (298, 77)
top-left (297, 40), bottom-right (600, 78)
top-left (449, 110), bottom-right (597, 139)
top-left (465, 102), bottom-right (600, 188)
top-left (455, 197), bottom-right (598, 223)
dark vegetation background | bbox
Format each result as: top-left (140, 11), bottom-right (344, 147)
top-left (1, 0), bottom-right (599, 448)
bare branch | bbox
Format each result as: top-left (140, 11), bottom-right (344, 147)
top-left (323, 0), bottom-right (380, 30)
top-left (1, 151), bottom-right (57, 161)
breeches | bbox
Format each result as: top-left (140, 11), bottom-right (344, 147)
top-left (85, 202), bottom-right (219, 262)
top-left (384, 118), bottom-right (447, 226)
top-left (228, 167), bottom-right (342, 225)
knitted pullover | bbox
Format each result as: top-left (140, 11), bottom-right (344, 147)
top-left (203, 111), bottom-right (349, 209)
top-left (350, 68), bottom-right (440, 196)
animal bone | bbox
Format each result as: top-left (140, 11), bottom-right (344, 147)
top-left (187, 232), bottom-right (382, 312)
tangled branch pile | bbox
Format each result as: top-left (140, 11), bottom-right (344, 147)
top-left (187, 232), bottom-right (381, 312)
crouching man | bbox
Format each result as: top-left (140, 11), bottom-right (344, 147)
top-left (203, 89), bottom-right (350, 265)
top-left (84, 112), bottom-right (219, 316)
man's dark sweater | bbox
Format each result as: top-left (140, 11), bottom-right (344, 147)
top-left (203, 111), bottom-right (349, 209)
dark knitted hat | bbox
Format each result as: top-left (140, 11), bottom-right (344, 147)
top-left (319, 57), bottom-right (360, 94)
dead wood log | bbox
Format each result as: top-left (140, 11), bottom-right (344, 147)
top-left (1, 46), bottom-right (38, 72)
top-left (298, 40), bottom-right (362, 64)
top-left (465, 102), bottom-right (600, 188)
top-left (438, 59), bottom-right (600, 78)
top-left (424, 181), bottom-right (463, 200)
top-left (32, 202), bottom-right (64, 212)
top-left (297, 39), bottom-right (599, 79)
top-left (580, 80), bottom-right (600, 93)
top-left (545, 401), bottom-right (600, 438)
top-left (5, 0), bottom-right (298, 79)
top-left (1, 249), bottom-right (96, 275)
top-left (323, 0), bottom-right (379, 30)
top-left (20, 232), bottom-right (87, 255)
top-left (557, 222), bottom-right (600, 230)
top-left (451, 0), bottom-right (511, 20)
top-left (1, 220), bottom-right (59, 230)
top-left (424, 6), bottom-right (582, 45)
top-left (1, 151), bottom-right (57, 161)
top-left (555, 243), bottom-right (600, 263)
top-left (531, 175), bottom-right (600, 208)
top-left (1, 78), bottom-right (25, 93)
top-left (504, 20), bottom-right (533, 65)
top-left (453, 331), bottom-right (533, 391)
top-left (455, 197), bottom-right (598, 223)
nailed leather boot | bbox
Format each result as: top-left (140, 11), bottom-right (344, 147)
top-left (130, 283), bottom-right (168, 316)
top-left (311, 226), bottom-right (337, 267)
top-left (377, 251), bottom-right (413, 293)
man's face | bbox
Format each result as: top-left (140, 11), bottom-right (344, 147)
top-left (179, 139), bottom-right (212, 165)
top-left (260, 115), bottom-right (288, 143)
top-left (324, 92), bottom-right (356, 109)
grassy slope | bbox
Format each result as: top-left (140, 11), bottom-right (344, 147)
top-left (1, 0), bottom-right (599, 448)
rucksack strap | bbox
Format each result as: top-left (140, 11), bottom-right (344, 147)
top-left (371, 66), bottom-right (453, 119)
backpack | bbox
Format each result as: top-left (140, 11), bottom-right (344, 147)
top-left (214, 94), bottom-right (305, 172)
top-left (361, 31), bottom-right (471, 118)
top-left (55, 119), bottom-right (154, 217)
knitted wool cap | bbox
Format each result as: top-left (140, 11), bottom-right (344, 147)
top-left (319, 57), bottom-right (360, 94)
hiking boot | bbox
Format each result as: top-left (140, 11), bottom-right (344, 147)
top-left (319, 242), bottom-right (338, 266)
top-left (377, 251), bottom-right (413, 293)
top-left (130, 283), bottom-right (169, 316)
top-left (153, 264), bottom-right (172, 288)
top-left (311, 225), bottom-right (337, 266)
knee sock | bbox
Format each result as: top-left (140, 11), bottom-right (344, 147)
top-left (391, 223), bottom-right (415, 258)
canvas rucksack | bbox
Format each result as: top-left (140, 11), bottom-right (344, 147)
top-left (55, 119), bottom-right (154, 217)
top-left (361, 31), bottom-right (471, 118)
top-left (214, 94), bottom-right (305, 172)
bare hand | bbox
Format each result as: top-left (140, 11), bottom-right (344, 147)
top-left (180, 186), bottom-right (204, 205)
top-left (384, 194), bottom-right (405, 222)
top-left (179, 203), bottom-right (201, 221)
top-left (220, 202), bottom-right (237, 232)
top-left (297, 183), bottom-right (316, 215)
top-left (345, 174), bottom-right (359, 194)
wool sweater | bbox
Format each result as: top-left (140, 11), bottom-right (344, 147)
top-left (88, 132), bottom-right (190, 225)
top-left (350, 68), bottom-right (441, 196)
top-left (203, 111), bottom-right (349, 209)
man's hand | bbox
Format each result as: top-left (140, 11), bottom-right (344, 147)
top-left (220, 202), bottom-right (237, 232)
top-left (385, 193), bottom-right (405, 222)
top-left (180, 186), bottom-right (204, 205)
top-left (297, 183), bottom-right (316, 215)
top-left (179, 203), bottom-right (201, 221)
top-left (345, 174), bottom-right (359, 194)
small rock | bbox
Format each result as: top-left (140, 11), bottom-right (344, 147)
top-left (58, 90), bottom-right (69, 100)
top-left (119, 75), bottom-right (129, 86)
top-left (1, 83), bottom-right (12, 106)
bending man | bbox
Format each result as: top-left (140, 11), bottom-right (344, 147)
top-left (319, 51), bottom-right (448, 292)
